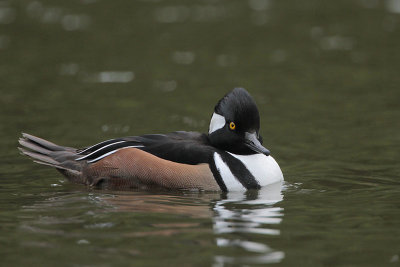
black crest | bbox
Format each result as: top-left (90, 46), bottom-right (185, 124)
top-left (208, 88), bottom-right (267, 155)
top-left (214, 88), bottom-right (260, 133)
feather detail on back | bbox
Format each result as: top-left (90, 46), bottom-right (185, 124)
top-left (18, 133), bottom-right (220, 190)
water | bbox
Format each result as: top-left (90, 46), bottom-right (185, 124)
top-left (1, 0), bottom-right (400, 266)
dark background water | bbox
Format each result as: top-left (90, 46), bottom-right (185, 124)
top-left (1, 0), bottom-right (400, 266)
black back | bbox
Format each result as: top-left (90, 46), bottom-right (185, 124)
top-left (77, 131), bottom-right (217, 165)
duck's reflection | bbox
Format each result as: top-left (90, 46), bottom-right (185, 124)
top-left (100, 183), bottom-right (285, 264)
top-left (19, 182), bottom-right (285, 265)
top-left (212, 182), bottom-right (285, 265)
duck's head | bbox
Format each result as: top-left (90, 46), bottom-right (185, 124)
top-left (208, 88), bottom-right (270, 156)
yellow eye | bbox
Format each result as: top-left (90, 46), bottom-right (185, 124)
top-left (229, 122), bottom-right (236, 130)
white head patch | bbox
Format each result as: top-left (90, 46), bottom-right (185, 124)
top-left (209, 112), bottom-right (226, 134)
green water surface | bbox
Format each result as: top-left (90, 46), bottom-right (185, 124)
top-left (1, 1), bottom-right (399, 266)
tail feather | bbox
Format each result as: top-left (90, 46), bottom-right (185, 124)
top-left (21, 133), bottom-right (64, 151)
top-left (18, 133), bottom-right (87, 184)
top-left (18, 139), bottom-right (52, 155)
top-left (18, 147), bottom-right (59, 165)
top-left (32, 160), bottom-right (69, 170)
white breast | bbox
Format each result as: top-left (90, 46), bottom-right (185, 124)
top-left (213, 152), bottom-right (284, 191)
top-left (213, 152), bottom-right (246, 191)
top-left (227, 153), bottom-right (284, 187)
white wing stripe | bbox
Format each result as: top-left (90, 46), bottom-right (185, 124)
top-left (77, 139), bottom-right (120, 154)
top-left (75, 141), bottom-right (127, 161)
top-left (87, 145), bottom-right (144, 163)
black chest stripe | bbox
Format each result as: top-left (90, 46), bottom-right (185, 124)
top-left (219, 152), bottom-right (261, 190)
top-left (209, 160), bottom-right (228, 192)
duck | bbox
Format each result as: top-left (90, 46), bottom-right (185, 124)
top-left (18, 88), bottom-right (283, 191)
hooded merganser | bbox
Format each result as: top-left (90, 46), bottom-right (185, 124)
top-left (18, 88), bottom-right (283, 191)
